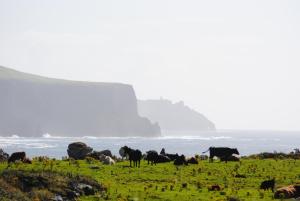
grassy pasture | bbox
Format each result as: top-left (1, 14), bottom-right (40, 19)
top-left (1, 158), bottom-right (300, 201)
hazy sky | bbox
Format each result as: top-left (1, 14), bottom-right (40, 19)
top-left (1, 0), bottom-right (300, 130)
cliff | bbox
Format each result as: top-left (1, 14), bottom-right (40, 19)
top-left (138, 99), bottom-right (215, 131)
top-left (0, 66), bottom-right (160, 137)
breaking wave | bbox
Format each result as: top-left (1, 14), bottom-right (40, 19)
top-left (0, 130), bottom-right (299, 158)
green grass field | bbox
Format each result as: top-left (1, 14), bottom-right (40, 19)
top-left (1, 158), bottom-right (299, 201)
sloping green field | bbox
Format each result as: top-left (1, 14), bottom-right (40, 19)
top-left (1, 158), bottom-right (299, 201)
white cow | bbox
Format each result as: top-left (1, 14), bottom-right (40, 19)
top-left (102, 156), bottom-right (115, 165)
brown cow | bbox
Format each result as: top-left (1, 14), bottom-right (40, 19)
top-left (209, 185), bottom-right (221, 191)
top-left (8, 152), bottom-right (26, 163)
top-left (274, 185), bottom-right (300, 199)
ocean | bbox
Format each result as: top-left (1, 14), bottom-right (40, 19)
top-left (0, 130), bottom-right (299, 159)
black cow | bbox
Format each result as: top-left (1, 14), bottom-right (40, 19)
top-left (174, 155), bottom-right (187, 166)
top-left (160, 148), bottom-right (166, 155)
top-left (260, 178), bottom-right (275, 192)
top-left (187, 157), bottom-right (199, 164)
top-left (157, 155), bottom-right (171, 163)
top-left (166, 153), bottom-right (180, 161)
top-left (160, 148), bottom-right (179, 161)
top-left (119, 146), bottom-right (142, 168)
top-left (145, 150), bottom-right (159, 165)
top-left (203, 147), bottom-right (239, 162)
top-left (88, 149), bottom-right (113, 160)
top-left (8, 152), bottom-right (26, 163)
top-left (220, 155), bottom-right (240, 162)
top-left (23, 158), bottom-right (32, 164)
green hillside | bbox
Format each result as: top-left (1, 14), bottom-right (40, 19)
top-left (0, 158), bottom-right (298, 201)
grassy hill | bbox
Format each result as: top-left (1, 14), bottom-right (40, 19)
top-left (0, 66), bottom-right (120, 85)
top-left (0, 158), bottom-right (299, 201)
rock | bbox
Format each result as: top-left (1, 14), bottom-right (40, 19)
top-left (99, 149), bottom-right (112, 158)
top-left (138, 99), bottom-right (215, 131)
top-left (52, 195), bottom-right (63, 201)
top-left (8, 152), bottom-right (26, 163)
top-left (0, 149), bottom-right (9, 162)
top-left (87, 150), bottom-right (112, 159)
top-left (66, 190), bottom-right (80, 200)
top-left (98, 154), bottom-right (106, 161)
top-left (67, 142), bottom-right (93, 160)
top-left (76, 183), bottom-right (95, 196)
top-left (0, 169), bottom-right (104, 201)
top-left (99, 150), bottom-right (113, 157)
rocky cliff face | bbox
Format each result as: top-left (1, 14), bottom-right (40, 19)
top-left (138, 99), bottom-right (215, 131)
top-left (0, 66), bottom-right (160, 137)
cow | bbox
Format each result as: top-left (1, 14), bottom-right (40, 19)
top-left (203, 147), bottom-right (239, 162)
top-left (260, 178), bottom-right (275, 192)
top-left (166, 153), bottom-right (180, 161)
top-left (209, 185), bottom-right (221, 191)
top-left (23, 158), bottom-right (32, 164)
top-left (160, 148), bottom-right (166, 155)
top-left (174, 155), bottom-right (187, 166)
top-left (187, 157), bottom-right (199, 164)
top-left (160, 148), bottom-right (179, 161)
top-left (220, 155), bottom-right (240, 162)
top-left (88, 150), bottom-right (113, 159)
top-left (157, 155), bottom-right (171, 163)
top-left (95, 154), bottom-right (115, 165)
top-left (102, 156), bottom-right (115, 165)
top-left (8, 152), bottom-right (26, 163)
top-left (145, 150), bottom-right (159, 165)
top-left (274, 185), bottom-right (300, 199)
top-left (119, 146), bottom-right (142, 168)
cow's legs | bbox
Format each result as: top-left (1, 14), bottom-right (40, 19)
top-left (209, 155), bottom-right (213, 163)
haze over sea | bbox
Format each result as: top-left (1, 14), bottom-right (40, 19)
top-left (0, 130), bottom-right (299, 159)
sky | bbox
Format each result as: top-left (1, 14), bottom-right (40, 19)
top-left (0, 0), bottom-right (300, 131)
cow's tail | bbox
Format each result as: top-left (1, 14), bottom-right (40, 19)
top-left (202, 148), bottom-right (210, 154)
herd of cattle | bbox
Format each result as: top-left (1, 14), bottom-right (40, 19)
top-left (0, 145), bottom-right (240, 166)
top-left (1, 144), bottom-right (300, 199)
top-left (118, 146), bottom-right (240, 168)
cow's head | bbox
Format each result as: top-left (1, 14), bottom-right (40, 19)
top-left (233, 148), bottom-right (239, 155)
top-left (119, 146), bottom-right (131, 157)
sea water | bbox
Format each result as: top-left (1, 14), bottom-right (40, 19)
top-left (0, 130), bottom-right (299, 158)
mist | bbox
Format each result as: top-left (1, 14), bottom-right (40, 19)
top-left (1, 0), bottom-right (300, 130)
